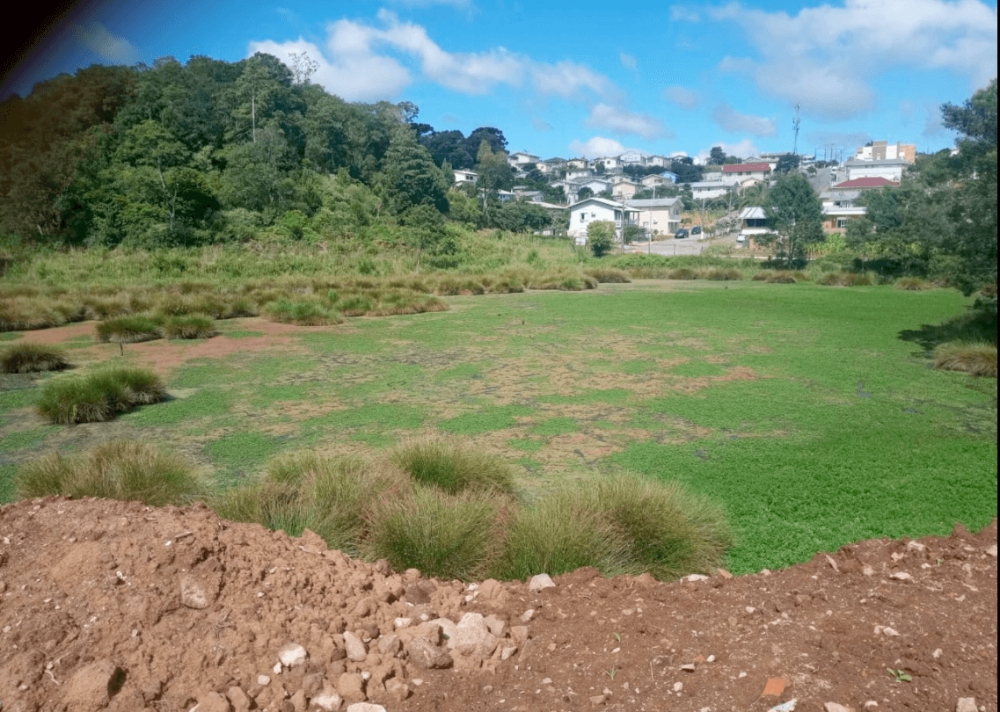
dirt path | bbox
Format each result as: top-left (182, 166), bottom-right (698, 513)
top-left (0, 497), bottom-right (994, 712)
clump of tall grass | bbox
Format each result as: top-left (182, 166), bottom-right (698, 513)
top-left (36, 366), bottom-right (166, 423)
top-left (162, 314), bottom-right (215, 339)
top-left (817, 272), bottom-right (872, 287)
top-left (95, 315), bottom-right (162, 343)
top-left (754, 270), bottom-right (800, 283)
top-left (264, 298), bottom-right (342, 326)
top-left (585, 267), bottom-right (632, 284)
top-left (0, 343), bottom-right (69, 373)
top-left (0, 296), bottom-right (83, 331)
top-left (16, 441), bottom-right (203, 506)
top-left (699, 268), bottom-right (742, 281)
top-left (668, 268), bottom-right (698, 280)
top-left (895, 277), bottom-right (934, 291)
top-left (933, 341), bottom-right (997, 378)
top-left (389, 437), bottom-right (517, 496)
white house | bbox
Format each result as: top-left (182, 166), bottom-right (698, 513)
top-left (566, 158), bottom-right (588, 170)
top-left (625, 197), bottom-right (682, 236)
top-left (845, 158), bottom-right (908, 183)
top-left (855, 141), bottom-right (915, 163)
top-left (566, 167), bottom-right (593, 180)
top-left (594, 156), bottom-right (621, 171)
top-left (641, 174), bottom-right (670, 188)
top-left (508, 152), bottom-right (540, 168)
top-left (737, 206), bottom-right (771, 245)
top-left (690, 181), bottom-right (732, 200)
top-left (568, 197), bottom-right (639, 240)
top-left (645, 155), bottom-right (670, 168)
top-left (721, 162), bottom-right (772, 185)
top-left (618, 150), bottom-right (645, 165)
top-left (611, 181), bottom-right (643, 199)
top-left (453, 169), bottom-right (478, 186)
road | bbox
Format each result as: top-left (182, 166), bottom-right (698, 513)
top-left (624, 233), bottom-right (743, 257)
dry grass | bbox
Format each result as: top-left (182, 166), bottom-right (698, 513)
top-left (162, 314), bottom-right (215, 339)
top-left (668, 268), bottom-right (698, 280)
top-left (699, 268), bottom-right (743, 281)
top-left (95, 315), bottom-right (162, 343)
top-left (895, 277), bottom-right (934, 291)
top-left (933, 341), bottom-right (997, 378)
top-left (0, 342), bottom-right (69, 373)
top-left (817, 272), bottom-right (872, 287)
top-left (585, 267), bottom-right (632, 284)
top-left (388, 437), bottom-right (518, 496)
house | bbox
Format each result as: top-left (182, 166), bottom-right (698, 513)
top-left (594, 156), bottom-right (621, 171)
top-left (819, 177), bottom-right (898, 233)
top-left (566, 158), bottom-right (588, 170)
top-left (611, 181), bottom-right (643, 199)
top-left (508, 152), bottom-right (540, 168)
top-left (496, 190), bottom-right (516, 203)
top-left (721, 162), bottom-right (772, 185)
top-left (645, 155), bottom-right (670, 168)
top-left (855, 141), bottom-right (916, 163)
top-left (641, 174), bottom-right (670, 188)
top-left (625, 197), bottom-right (682, 236)
top-left (737, 206), bottom-right (771, 246)
top-left (845, 158), bottom-right (908, 182)
top-left (660, 170), bottom-right (678, 183)
top-left (556, 177), bottom-right (612, 204)
top-left (690, 181), bottom-right (732, 201)
top-left (512, 188), bottom-right (545, 202)
top-left (568, 197), bottom-right (639, 240)
top-left (536, 158), bottom-right (565, 176)
top-left (566, 167), bottom-right (593, 181)
top-left (618, 150), bottom-right (645, 165)
top-left (453, 169), bottom-right (478, 186)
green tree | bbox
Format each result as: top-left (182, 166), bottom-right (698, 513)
top-left (474, 140), bottom-right (514, 225)
top-left (588, 220), bottom-right (616, 257)
top-left (775, 154), bottom-right (801, 174)
top-left (765, 172), bottom-right (825, 263)
top-left (379, 128), bottom-right (450, 215)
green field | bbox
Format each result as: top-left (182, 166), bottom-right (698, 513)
top-left (1, 279), bottom-right (995, 573)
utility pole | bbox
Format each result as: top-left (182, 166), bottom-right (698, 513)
top-left (792, 104), bottom-right (801, 157)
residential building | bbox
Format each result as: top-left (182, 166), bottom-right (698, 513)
top-left (618, 150), bottom-right (645, 164)
top-left (819, 177), bottom-right (898, 233)
top-left (566, 158), bottom-right (588, 170)
top-left (855, 140), bottom-right (916, 163)
top-left (845, 158), bottom-right (908, 182)
top-left (611, 181), bottom-right (643, 199)
top-left (568, 197), bottom-right (639, 240)
top-left (645, 155), bottom-right (670, 168)
top-left (453, 169), bottom-right (478, 186)
top-left (508, 152), bottom-right (540, 168)
top-left (594, 156), bottom-right (621, 171)
top-left (512, 188), bottom-right (544, 202)
top-left (625, 197), bottom-right (682, 236)
top-left (641, 175), bottom-right (670, 188)
top-left (566, 167), bottom-right (593, 180)
top-left (690, 181), bottom-right (732, 201)
top-left (721, 162), bottom-right (772, 185)
top-left (737, 206), bottom-right (771, 246)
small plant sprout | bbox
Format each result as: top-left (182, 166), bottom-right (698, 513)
top-left (605, 667), bottom-right (617, 680)
top-left (613, 632), bottom-right (621, 642)
top-left (887, 668), bottom-right (912, 683)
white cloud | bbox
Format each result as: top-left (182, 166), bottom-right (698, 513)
top-left (73, 21), bottom-right (139, 64)
top-left (619, 52), bottom-right (637, 71)
top-left (568, 136), bottom-right (631, 159)
top-left (584, 104), bottom-right (673, 140)
top-left (532, 116), bottom-right (553, 132)
top-left (695, 139), bottom-right (760, 164)
top-left (712, 103), bottom-right (777, 137)
top-left (709, 0), bottom-right (997, 119)
top-left (670, 6), bottom-right (701, 21)
top-left (663, 85), bottom-right (700, 109)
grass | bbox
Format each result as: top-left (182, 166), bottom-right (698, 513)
top-left (818, 271), bottom-right (873, 287)
top-left (264, 298), bottom-right (342, 326)
top-left (896, 277), bottom-right (935, 291)
top-left (95, 315), bottom-right (161, 343)
top-left (389, 437), bottom-right (517, 496)
top-left (36, 366), bottom-right (166, 424)
top-left (934, 342), bottom-right (997, 377)
top-left (15, 441), bottom-right (203, 506)
top-left (162, 314), bottom-right (215, 339)
top-left (0, 342), bottom-right (69, 373)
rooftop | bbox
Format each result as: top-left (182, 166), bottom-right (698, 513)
top-left (832, 177), bottom-right (900, 189)
top-left (626, 198), bottom-right (682, 208)
top-left (845, 157), bottom-right (910, 166)
top-left (738, 207), bottom-right (767, 220)
top-left (723, 163), bottom-right (772, 173)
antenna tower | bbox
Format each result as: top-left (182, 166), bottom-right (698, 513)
top-left (792, 104), bottom-right (801, 156)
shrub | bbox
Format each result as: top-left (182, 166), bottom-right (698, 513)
top-left (338, 294), bottom-right (376, 316)
top-left (585, 268), bottom-right (631, 284)
top-left (0, 343), bottom-right (69, 373)
top-left (762, 271), bottom-right (798, 283)
top-left (162, 314), bottom-right (215, 339)
top-left (700, 268), bottom-right (743, 281)
top-left (751, 272), bottom-right (769, 281)
top-left (36, 367), bottom-right (165, 423)
top-left (895, 277), bottom-right (934, 291)
top-left (95, 315), bottom-right (161, 343)
top-left (264, 298), bottom-right (342, 326)
top-left (16, 441), bottom-right (202, 506)
top-left (389, 438), bottom-right (517, 496)
top-left (668, 268), bottom-right (697, 280)
top-left (0, 296), bottom-right (83, 331)
top-left (363, 486), bottom-right (508, 581)
top-left (817, 272), bottom-right (872, 287)
top-left (933, 341), bottom-right (997, 378)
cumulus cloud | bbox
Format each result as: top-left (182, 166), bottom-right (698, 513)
top-left (619, 52), bottom-right (637, 71)
top-left (73, 21), bottom-right (139, 64)
top-left (251, 12), bottom-right (619, 104)
top-left (584, 104), bottom-right (673, 140)
top-left (568, 136), bottom-right (632, 159)
top-left (532, 116), bottom-right (553, 132)
top-left (695, 139), bottom-right (760, 164)
top-left (711, 103), bottom-right (777, 137)
top-left (709, 0), bottom-right (997, 120)
top-left (663, 85), bottom-right (700, 109)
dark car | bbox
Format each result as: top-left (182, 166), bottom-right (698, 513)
top-left (674, 228), bottom-right (689, 239)
top-left (691, 226), bottom-right (703, 237)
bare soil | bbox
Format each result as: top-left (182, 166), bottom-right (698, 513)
top-left (0, 497), bottom-right (994, 712)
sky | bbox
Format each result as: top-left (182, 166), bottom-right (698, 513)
top-left (2, 0), bottom-right (997, 163)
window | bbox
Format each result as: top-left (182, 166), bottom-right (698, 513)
top-left (836, 218), bottom-right (849, 229)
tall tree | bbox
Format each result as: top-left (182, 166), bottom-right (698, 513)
top-left (379, 128), bottom-right (450, 215)
top-left (765, 173), bottom-right (825, 262)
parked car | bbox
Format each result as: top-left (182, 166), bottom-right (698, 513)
top-left (691, 226), bottom-right (703, 238)
top-left (674, 228), bottom-right (690, 239)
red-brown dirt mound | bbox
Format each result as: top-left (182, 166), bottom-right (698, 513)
top-left (0, 497), bottom-right (995, 712)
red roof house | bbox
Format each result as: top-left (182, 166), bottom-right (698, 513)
top-left (831, 177), bottom-right (899, 189)
top-left (722, 163), bottom-right (772, 174)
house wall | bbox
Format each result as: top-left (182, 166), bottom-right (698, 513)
top-left (633, 207), bottom-right (680, 235)
top-left (612, 183), bottom-right (640, 199)
top-left (569, 203), bottom-right (618, 237)
top-left (846, 163), bottom-right (905, 182)
top-left (692, 186), bottom-right (731, 200)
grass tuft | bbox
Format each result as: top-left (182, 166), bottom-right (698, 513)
top-left (15, 441), bottom-right (203, 506)
top-left (389, 437), bottom-right (518, 496)
top-left (0, 343), bottom-right (69, 373)
top-left (162, 314), bottom-right (215, 339)
top-left (817, 272), bottom-right (872, 287)
top-left (95, 315), bottom-right (161, 343)
top-left (36, 366), bottom-right (165, 423)
top-left (264, 298), bottom-right (342, 326)
top-left (668, 268), bottom-right (698, 280)
top-left (933, 341), bottom-right (997, 378)
top-left (895, 277), bottom-right (934, 291)
top-left (585, 267), bottom-right (632, 284)
top-left (700, 268), bottom-right (743, 281)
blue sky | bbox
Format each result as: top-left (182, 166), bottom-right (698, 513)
top-left (4, 0), bottom-right (997, 162)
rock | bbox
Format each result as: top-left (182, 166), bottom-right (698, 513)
top-left (426, 617), bottom-right (459, 641)
top-left (673, 682), bottom-right (683, 692)
top-left (278, 643), bottom-right (308, 667)
top-left (257, 675), bottom-right (271, 686)
top-left (987, 545), bottom-right (997, 558)
top-left (407, 637), bottom-right (454, 669)
top-left (681, 664), bottom-right (696, 672)
top-left (890, 572), bottom-right (912, 581)
top-left (404, 584), bottom-right (431, 604)
top-left (62, 660), bottom-right (120, 710)
top-left (520, 609), bottom-right (536, 623)
top-left (346, 705), bottom-right (386, 712)
top-left (717, 568), bottom-right (734, 579)
top-left (342, 632), bottom-right (368, 662)
top-left (310, 692), bottom-right (343, 711)
top-left (528, 573), bottom-right (556, 592)
top-left (501, 646), bottom-right (518, 661)
top-left (510, 625), bottom-right (529, 646)
top-left (484, 614), bottom-right (506, 637)
top-left (874, 626), bottom-right (900, 636)
top-left (180, 573), bottom-right (216, 609)
top-left (394, 617), bottom-right (413, 629)
top-left (478, 578), bottom-right (509, 605)
top-left (290, 689), bottom-right (308, 712)
top-left (194, 692), bottom-right (231, 712)
top-left (335, 673), bottom-right (366, 705)
top-left (824, 704), bottom-right (855, 712)
top-left (955, 699), bottom-right (977, 712)
top-left (227, 687), bottom-right (251, 712)
top-left (384, 678), bottom-right (410, 702)
top-left (377, 634), bottom-right (401, 656)
top-left (590, 694), bottom-right (607, 706)
top-left (449, 613), bottom-right (499, 659)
